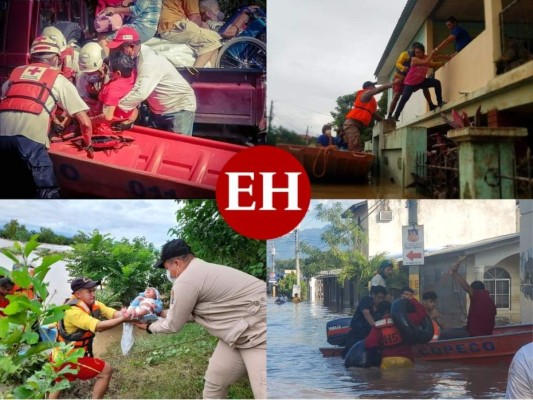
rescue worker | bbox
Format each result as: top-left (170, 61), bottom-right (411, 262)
top-left (76, 42), bottom-right (109, 116)
top-left (343, 80), bottom-right (395, 152)
top-left (108, 27), bottom-right (197, 135)
top-left (370, 259), bottom-right (394, 288)
top-left (42, 26), bottom-right (79, 81)
top-left (439, 257), bottom-right (497, 339)
top-left (134, 239), bottom-right (266, 399)
top-left (0, 36), bottom-right (92, 199)
top-left (48, 277), bottom-right (132, 400)
top-left (365, 298), bottom-right (427, 369)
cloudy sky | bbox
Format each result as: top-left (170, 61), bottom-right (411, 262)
top-left (268, 0), bottom-right (407, 137)
top-left (0, 200), bottom-right (180, 248)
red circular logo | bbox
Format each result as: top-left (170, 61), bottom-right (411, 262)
top-left (216, 146), bottom-right (311, 240)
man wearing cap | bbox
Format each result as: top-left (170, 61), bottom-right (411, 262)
top-left (108, 27), bottom-right (197, 135)
top-left (49, 277), bottom-right (131, 399)
top-left (343, 80), bottom-right (395, 152)
top-left (370, 259), bottom-right (394, 288)
top-left (135, 239), bottom-right (266, 399)
top-left (0, 36), bottom-right (92, 199)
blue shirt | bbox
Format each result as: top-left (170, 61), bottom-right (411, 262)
top-left (317, 134), bottom-right (333, 147)
top-left (451, 25), bottom-right (471, 52)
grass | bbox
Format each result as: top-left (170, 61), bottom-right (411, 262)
top-left (63, 324), bottom-right (254, 399)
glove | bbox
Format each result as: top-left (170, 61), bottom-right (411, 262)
top-left (51, 121), bottom-right (65, 135)
top-left (111, 121), bottom-right (134, 132)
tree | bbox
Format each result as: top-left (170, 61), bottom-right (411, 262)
top-left (300, 202), bottom-right (392, 295)
top-left (0, 235), bottom-right (84, 398)
top-left (277, 273), bottom-right (308, 299)
top-left (267, 126), bottom-right (308, 146)
top-left (63, 230), bottom-right (166, 306)
top-left (169, 200), bottom-right (266, 280)
top-left (0, 220), bottom-right (32, 242)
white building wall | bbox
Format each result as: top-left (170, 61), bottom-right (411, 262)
top-left (367, 200), bottom-right (518, 257)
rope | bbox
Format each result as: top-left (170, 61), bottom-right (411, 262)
top-left (312, 146), bottom-right (335, 178)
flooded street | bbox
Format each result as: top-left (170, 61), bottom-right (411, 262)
top-left (267, 298), bottom-right (510, 399)
top-left (311, 178), bottom-right (424, 199)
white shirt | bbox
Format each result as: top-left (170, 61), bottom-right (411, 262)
top-left (1, 68), bottom-right (88, 148)
top-left (119, 45), bottom-right (196, 115)
top-left (370, 274), bottom-right (386, 288)
top-left (506, 342), bottom-right (533, 399)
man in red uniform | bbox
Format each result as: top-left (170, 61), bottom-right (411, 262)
top-left (439, 261), bottom-right (497, 339)
top-left (365, 297), bottom-right (427, 369)
top-left (343, 80), bottom-right (395, 152)
top-left (0, 36), bottom-right (92, 198)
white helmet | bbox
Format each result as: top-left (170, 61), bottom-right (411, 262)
top-left (30, 36), bottom-right (62, 56)
top-left (42, 26), bottom-right (67, 52)
top-left (78, 42), bottom-right (105, 73)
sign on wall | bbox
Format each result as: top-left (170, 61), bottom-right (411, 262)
top-left (402, 225), bottom-right (424, 265)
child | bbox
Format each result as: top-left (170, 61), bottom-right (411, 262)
top-left (365, 297), bottom-right (427, 369)
top-left (90, 51), bottom-right (138, 134)
top-left (127, 287), bottom-right (163, 321)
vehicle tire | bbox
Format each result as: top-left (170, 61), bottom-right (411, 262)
top-left (215, 37), bottom-right (266, 70)
top-left (344, 340), bottom-right (381, 368)
top-left (391, 298), bottom-right (434, 344)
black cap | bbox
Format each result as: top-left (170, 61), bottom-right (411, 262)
top-left (362, 81), bottom-right (377, 89)
top-left (380, 259), bottom-right (393, 270)
top-left (154, 239), bottom-right (192, 268)
top-left (71, 277), bottom-right (100, 292)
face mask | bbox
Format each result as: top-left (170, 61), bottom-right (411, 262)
top-left (166, 269), bottom-right (176, 283)
top-left (86, 73), bottom-right (101, 84)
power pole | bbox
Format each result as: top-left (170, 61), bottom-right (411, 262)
top-left (270, 243), bottom-right (276, 297)
top-left (295, 226), bottom-right (300, 289)
top-left (267, 100), bottom-right (274, 137)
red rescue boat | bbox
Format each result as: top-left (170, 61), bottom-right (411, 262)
top-left (277, 144), bottom-right (374, 182)
top-left (49, 125), bottom-right (244, 198)
top-left (319, 324), bottom-right (533, 363)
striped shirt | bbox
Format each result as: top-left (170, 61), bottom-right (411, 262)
top-left (129, 0), bottom-right (162, 31)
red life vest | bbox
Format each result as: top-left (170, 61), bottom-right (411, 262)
top-left (431, 320), bottom-right (440, 341)
top-left (345, 89), bottom-right (377, 126)
top-left (56, 297), bottom-right (102, 357)
top-left (375, 318), bottom-right (403, 347)
top-left (467, 289), bottom-right (496, 336)
top-left (0, 63), bottom-right (60, 116)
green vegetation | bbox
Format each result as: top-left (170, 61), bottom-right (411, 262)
top-left (0, 236), bottom-right (84, 399)
top-left (171, 200), bottom-right (266, 280)
top-left (298, 202), bottom-right (407, 297)
top-left (0, 220), bottom-right (76, 246)
top-left (63, 324), bottom-right (253, 399)
top-left (63, 231), bottom-right (169, 307)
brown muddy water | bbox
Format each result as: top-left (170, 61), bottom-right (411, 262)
top-left (311, 178), bottom-right (424, 199)
top-left (267, 298), bottom-right (511, 399)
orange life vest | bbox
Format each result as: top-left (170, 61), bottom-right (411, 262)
top-left (345, 89), bottom-right (377, 126)
top-left (431, 320), bottom-right (440, 341)
top-left (375, 318), bottom-right (403, 347)
top-left (0, 63), bottom-right (60, 116)
top-left (57, 297), bottom-right (102, 357)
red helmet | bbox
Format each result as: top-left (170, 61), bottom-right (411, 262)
top-left (30, 36), bottom-right (62, 56)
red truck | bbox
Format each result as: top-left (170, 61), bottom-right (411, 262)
top-left (0, 0), bottom-right (266, 145)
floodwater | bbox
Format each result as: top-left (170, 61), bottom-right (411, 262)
top-left (311, 179), bottom-right (424, 199)
top-left (267, 298), bottom-right (510, 399)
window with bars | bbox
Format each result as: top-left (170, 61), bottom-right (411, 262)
top-left (483, 267), bottom-right (511, 309)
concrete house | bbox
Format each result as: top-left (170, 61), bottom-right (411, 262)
top-left (372, 0), bottom-right (533, 198)
top-left (312, 199), bottom-right (533, 325)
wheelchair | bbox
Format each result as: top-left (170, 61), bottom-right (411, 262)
top-left (214, 6), bottom-right (266, 71)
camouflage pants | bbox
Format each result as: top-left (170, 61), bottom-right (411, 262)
top-left (342, 118), bottom-right (364, 152)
